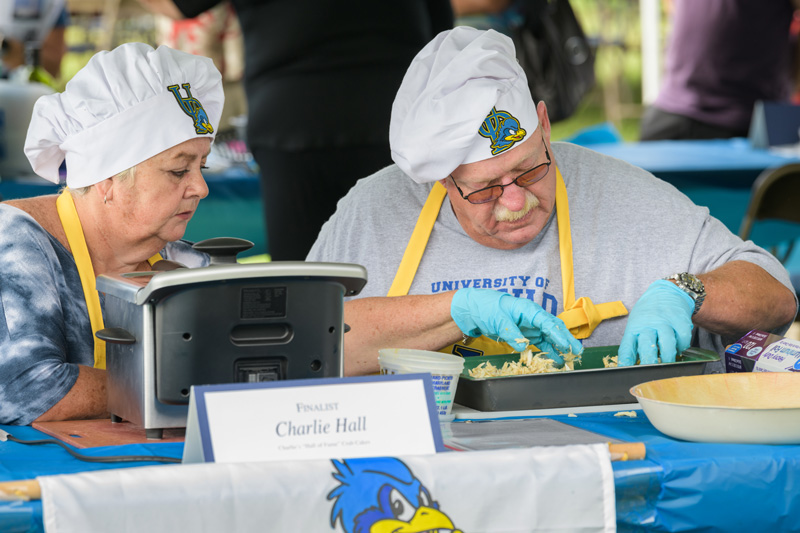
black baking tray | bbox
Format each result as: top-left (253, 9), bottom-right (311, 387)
top-left (454, 345), bottom-right (720, 411)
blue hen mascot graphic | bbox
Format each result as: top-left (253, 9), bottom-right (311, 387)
top-left (479, 107), bottom-right (526, 155)
top-left (328, 458), bottom-right (462, 533)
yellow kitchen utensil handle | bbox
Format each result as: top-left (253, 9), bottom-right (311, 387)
top-left (608, 442), bottom-right (646, 461)
top-left (0, 479), bottom-right (41, 501)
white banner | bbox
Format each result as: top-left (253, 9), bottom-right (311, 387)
top-left (40, 445), bottom-right (615, 533)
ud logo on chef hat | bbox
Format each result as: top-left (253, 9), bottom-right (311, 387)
top-left (167, 83), bottom-right (214, 135)
top-left (479, 107), bottom-right (527, 155)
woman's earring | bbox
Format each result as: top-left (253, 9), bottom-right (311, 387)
top-left (103, 194), bottom-right (107, 205)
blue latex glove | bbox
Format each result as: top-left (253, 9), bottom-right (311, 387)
top-left (450, 288), bottom-right (584, 364)
top-left (618, 280), bottom-right (695, 366)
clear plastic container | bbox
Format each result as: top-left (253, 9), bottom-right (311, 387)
top-left (378, 348), bottom-right (465, 421)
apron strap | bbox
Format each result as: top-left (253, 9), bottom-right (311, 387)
top-left (57, 189), bottom-right (163, 369)
top-left (555, 168), bottom-right (576, 308)
top-left (559, 298), bottom-right (628, 339)
top-left (387, 182), bottom-right (447, 297)
top-left (554, 168), bottom-right (627, 339)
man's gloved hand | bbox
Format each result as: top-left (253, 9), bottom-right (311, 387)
top-left (451, 288), bottom-right (584, 364)
top-left (618, 280), bottom-right (694, 366)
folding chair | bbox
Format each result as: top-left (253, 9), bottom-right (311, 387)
top-left (739, 163), bottom-right (800, 264)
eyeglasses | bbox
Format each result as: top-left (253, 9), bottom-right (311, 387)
top-left (450, 139), bottom-right (552, 204)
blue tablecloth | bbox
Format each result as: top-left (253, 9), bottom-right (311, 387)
top-left (561, 413), bottom-right (800, 532)
top-left (0, 425), bottom-right (182, 533)
top-left (2, 411), bottom-right (798, 532)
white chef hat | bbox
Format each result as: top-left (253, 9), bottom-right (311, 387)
top-left (24, 42), bottom-right (223, 188)
top-left (390, 27), bottom-right (538, 184)
top-left (0, 0), bottom-right (64, 46)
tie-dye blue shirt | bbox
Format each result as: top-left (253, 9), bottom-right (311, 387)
top-left (0, 204), bottom-right (209, 425)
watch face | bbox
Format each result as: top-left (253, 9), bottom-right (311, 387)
top-left (669, 273), bottom-right (705, 314)
top-left (678, 273), bottom-right (704, 294)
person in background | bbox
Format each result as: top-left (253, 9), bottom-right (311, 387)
top-left (0, 0), bottom-right (68, 87)
top-left (152, 1), bottom-right (246, 133)
top-left (137, 0), bottom-right (453, 260)
top-left (307, 27), bottom-right (798, 375)
top-left (640, 0), bottom-right (799, 140)
top-left (0, 42), bottom-right (222, 425)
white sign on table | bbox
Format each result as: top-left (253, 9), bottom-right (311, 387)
top-left (182, 373), bottom-right (445, 463)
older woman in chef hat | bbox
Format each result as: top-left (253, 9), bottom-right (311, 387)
top-left (0, 42), bottom-right (223, 425)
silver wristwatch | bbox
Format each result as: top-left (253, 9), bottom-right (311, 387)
top-left (664, 272), bottom-right (706, 315)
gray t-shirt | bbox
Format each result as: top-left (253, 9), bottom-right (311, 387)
top-left (0, 204), bottom-right (209, 425)
top-left (308, 142), bottom-right (796, 367)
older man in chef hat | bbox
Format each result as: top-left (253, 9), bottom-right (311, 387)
top-left (0, 42), bottom-right (222, 425)
top-left (308, 26), bottom-right (797, 375)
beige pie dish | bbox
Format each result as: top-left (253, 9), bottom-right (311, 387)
top-left (630, 372), bottom-right (800, 444)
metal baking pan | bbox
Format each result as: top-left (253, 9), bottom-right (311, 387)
top-left (454, 346), bottom-right (720, 412)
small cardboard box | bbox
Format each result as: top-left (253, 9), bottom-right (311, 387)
top-left (725, 330), bottom-right (800, 373)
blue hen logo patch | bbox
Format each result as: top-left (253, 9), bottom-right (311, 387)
top-left (167, 83), bottom-right (214, 135)
top-left (328, 457), bottom-right (462, 533)
top-left (479, 107), bottom-right (526, 155)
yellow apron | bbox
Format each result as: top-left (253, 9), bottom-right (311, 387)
top-left (387, 167), bottom-right (628, 356)
top-left (56, 189), bottom-right (163, 369)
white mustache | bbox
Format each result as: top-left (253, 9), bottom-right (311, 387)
top-left (494, 190), bottom-right (540, 222)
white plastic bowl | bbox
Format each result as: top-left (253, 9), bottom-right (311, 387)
top-left (378, 349), bottom-right (464, 421)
